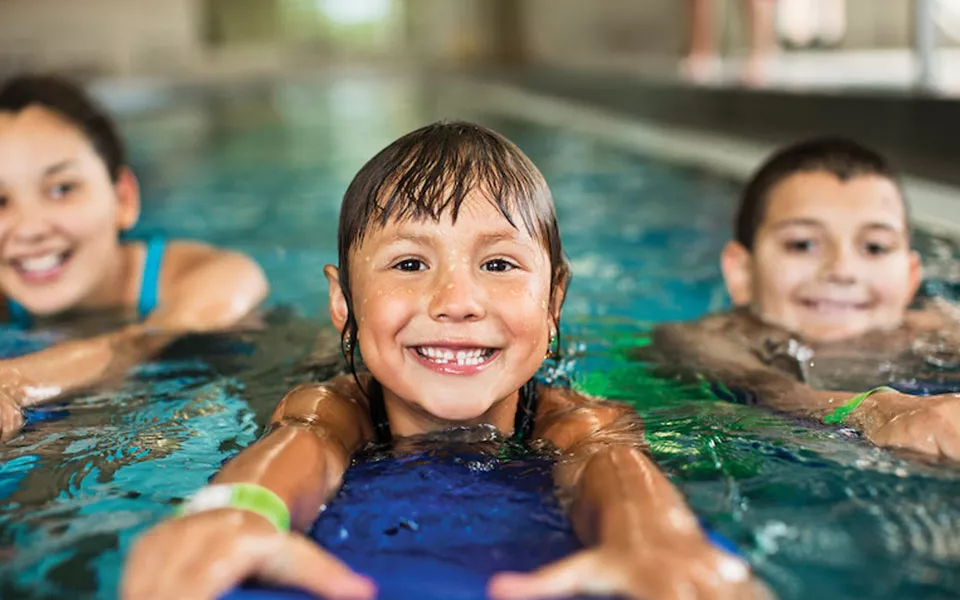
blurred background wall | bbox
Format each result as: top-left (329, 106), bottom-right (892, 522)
top-left (0, 0), bottom-right (955, 78)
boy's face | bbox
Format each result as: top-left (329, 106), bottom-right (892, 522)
top-left (722, 170), bottom-right (921, 342)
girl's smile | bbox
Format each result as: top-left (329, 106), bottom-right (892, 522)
top-left (327, 196), bottom-right (558, 436)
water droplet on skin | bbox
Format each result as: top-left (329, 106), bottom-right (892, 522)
top-left (717, 555), bottom-right (749, 583)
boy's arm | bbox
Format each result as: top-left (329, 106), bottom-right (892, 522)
top-left (488, 387), bottom-right (769, 600)
top-left (654, 320), bottom-right (960, 461)
top-left (122, 380), bottom-right (377, 600)
top-left (0, 247), bottom-right (266, 410)
top-left (652, 319), bottom-right (840, 416)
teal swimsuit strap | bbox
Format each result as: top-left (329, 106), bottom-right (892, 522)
top-left (6, 297), bottom-right (31, 328)
top-left (137, 237), bottom-right (165, 319)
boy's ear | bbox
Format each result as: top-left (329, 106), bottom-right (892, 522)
top-left (114, 167), bottom-right (141, 232)
top-left (907, 250), bottom-right (923, 300)
top-left (720, 241), bottom-right (753, 306)
top-left (324, 265), bottom-right (349, 333)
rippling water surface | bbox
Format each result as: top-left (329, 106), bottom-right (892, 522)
top-left (1, 74), bottom-right (959, 599)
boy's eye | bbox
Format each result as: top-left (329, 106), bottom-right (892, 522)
top-left (784, 239), bottom-right (815, 253)
top-left (482, 258), bottom-right (517, 272)
top-left (48, 182), bottom-right (76, 200)
top-left (0, 195), bottom-right (6, 209)
top-left (864, 242), bottom-right (892, 256)
top-left (393, 258), bottom-right (426, 272)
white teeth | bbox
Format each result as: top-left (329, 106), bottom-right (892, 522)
top-left (806, 300), bottom-right (862, 312)
top-left (18, 253), bottom-right (63, 273)
top-left (417, 346), bottom-right (491, 366)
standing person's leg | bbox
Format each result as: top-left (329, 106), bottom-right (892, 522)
top-left (687, 0), bottom-right (716, 59)
top-left (682, 0), bottom-right (721, 82)
top-left (742, 0), bottom-right (777, 85)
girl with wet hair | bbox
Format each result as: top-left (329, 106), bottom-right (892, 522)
top-left (124, 121), bottom-right (769, 600)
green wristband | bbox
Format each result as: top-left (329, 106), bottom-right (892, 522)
top-left (176, 483), bottom-right (291, 533)
top-left (823, 386), bottom-right (896, 426)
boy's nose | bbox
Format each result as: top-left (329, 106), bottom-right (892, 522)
top-left (428, 267), bottom-right (486, 322)
top-left (821, 245), bottom-right (857, 285)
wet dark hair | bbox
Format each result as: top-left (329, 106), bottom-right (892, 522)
top-left (0, 74), bottom-right (126, 181)
top-left (736, 137), bottom-right (905, 250)
top-left (336, 120), bottom-right (570, 373)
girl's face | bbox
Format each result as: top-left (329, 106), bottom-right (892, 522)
top-left (0, 106), bottom-right (139, 316)
top-left (326, 195), bottom-right (560, 436)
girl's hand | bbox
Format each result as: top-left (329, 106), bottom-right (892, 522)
top-left (0, 390), bottom-right (24, 443)
top-left (122, 509), bottom-right (376, 600)
top-left (488, 539), bottom-right (772, 600)
top-left (856, 392), bottom-right (960, 460)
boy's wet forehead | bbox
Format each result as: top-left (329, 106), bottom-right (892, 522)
top-left (760, 172), bottom-right (907, 233)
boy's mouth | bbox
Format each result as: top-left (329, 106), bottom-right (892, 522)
top-left (411, 345), bottom-right (499, 373)
top-left (799, 298), bottom-right (870, 313)
top-left (9, 250), bottom-right (73, 283)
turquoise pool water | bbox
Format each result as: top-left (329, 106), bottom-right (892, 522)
top-left (0, 74), bottom-right (959, 599)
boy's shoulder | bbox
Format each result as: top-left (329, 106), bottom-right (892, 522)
top-left (835, 299), bottom-right (960, 352)
top-left (905, 298), bottom-right (960, 334)
top-left (653, 307), bottom-right (786, 346)
top-left (647, 308), bottom-right (809, 379)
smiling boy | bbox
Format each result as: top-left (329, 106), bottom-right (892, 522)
top-left (650, 138), bottom-right (960, 460)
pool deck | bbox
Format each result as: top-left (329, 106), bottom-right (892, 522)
top-left (88, 58), bottom-right (960, 238)
top-left (455, 63), bottom-right (960, 237)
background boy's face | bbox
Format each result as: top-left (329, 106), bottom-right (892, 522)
top-left (722, 170), bottom-right (921, 342)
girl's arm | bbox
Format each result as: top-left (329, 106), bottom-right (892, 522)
top-left (122, 381), bottom-right (377, 600)
top-left (0, 246), bottom-right (267, 439)
top-left (489, 387), bottom-right (771, 600)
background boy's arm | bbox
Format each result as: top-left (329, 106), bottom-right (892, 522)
top-left (0, 246), bottom-right (266, 413)
top-left (488, 387), bottom-right (767, 600)
top-left (651, 319), bottom-right (839, 416)
top-left (122, 380), bottom-right (377, 600)
top-left (653, 319), bottom-right (960, 461)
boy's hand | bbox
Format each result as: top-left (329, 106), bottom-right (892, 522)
top-left (0, 390), bottom-right (24, 443)
top-left (488, 537), bottom-right (773, 600)
top-left (855, 392), bottom-right (960, 460)
top-left (122, 509), bottom-right (376, 600)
